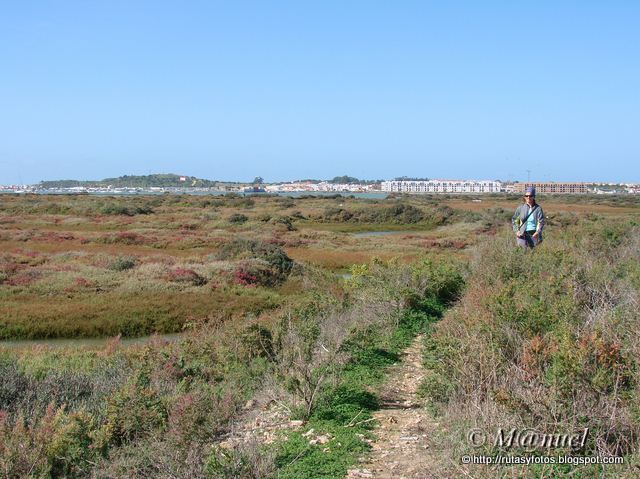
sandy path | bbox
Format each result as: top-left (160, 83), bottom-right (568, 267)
top-left (346, 335), bottom-right (443, 479)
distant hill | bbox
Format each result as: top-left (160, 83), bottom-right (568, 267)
top-left (37, 173), bottom-right (384, 188)
top-left (38, 174), bottom-right (224, 188)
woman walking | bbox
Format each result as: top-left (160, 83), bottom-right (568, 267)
top-left (512, 186), bottom-right (545, 249)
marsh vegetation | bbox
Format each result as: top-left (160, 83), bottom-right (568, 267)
top-left (0, 193), bottom-right (638, 478)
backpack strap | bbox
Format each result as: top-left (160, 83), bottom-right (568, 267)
top-left (518, 204), bottom-right (538, 232)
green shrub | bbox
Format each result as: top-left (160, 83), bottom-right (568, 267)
top-left (321, 203), bottom-right (427, 224)
top-left (228, 213), bottom-right (248, 224)
top-left (217, 238), bottom-right (294, 282)
top-left (238, 323), bottom-right (275, 360)
top-left (104, 379), bottom-right (167, 444)
top-left (418, 372), bottom-right (454, 404)
top-left (233, 260), bottom-right (287, 287)
top-left (100, 203), bottom-right (154, 216)
top-left (270, 215), bottom-right (296, 231)
top-left (108, 256), bottom-right (136, 271)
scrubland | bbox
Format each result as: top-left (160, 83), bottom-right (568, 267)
top-left (420, 216), bottom-right (639, 477)
top-left (0, 192), bottom-right (638, 478)
top-left (0, 193), bottom-right (486, 339)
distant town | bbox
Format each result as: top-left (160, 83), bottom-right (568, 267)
top-left (0, 173), bottom-right (638, 195)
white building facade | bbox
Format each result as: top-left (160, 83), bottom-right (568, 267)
top-left (266, 181), bottom-right (378, 193)
top-left (381, 180), bottom-right (502, 194)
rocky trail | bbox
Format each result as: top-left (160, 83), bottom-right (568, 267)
top-left (346, 335), bottom-right (444, 479)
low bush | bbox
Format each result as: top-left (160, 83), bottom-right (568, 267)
top-left (270, 215), bottom-right (296, 231)
top-left (108, 256), bottom-right (137, 271)
top-left (217, 238), bottom-right (294, 284)
top-left (100, 203), bottom-right (154, 216)
top-left (228, 213), bottom-right (248, 224)
top-left (233, 259), bottom-right (288, 287)
top-left (318, 203), bottom-right (458, 226)
top-left (104, 378), bottom-right (167, 445)
top-left (165, 268), bottom-right (207, 286)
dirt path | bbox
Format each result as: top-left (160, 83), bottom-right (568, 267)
top-left (346, 335), bottom-right (442, 479)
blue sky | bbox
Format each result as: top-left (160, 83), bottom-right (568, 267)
top-left (1, 1), bottom-right (638, 184)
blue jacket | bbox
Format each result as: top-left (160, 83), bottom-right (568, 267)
top-left (512, 203), bottom-right (545, 240)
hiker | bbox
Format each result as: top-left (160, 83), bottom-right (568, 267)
top-left (512, 186), bottom-right (545, 249)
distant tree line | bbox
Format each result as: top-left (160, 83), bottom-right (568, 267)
top-left (38, 174), bottom-right (222, 188)
top-left (328, 176), bottom-right (382, 184)
top-left (393, 176), bottom-right (431, 181)
top-left (287, 176), bottom-right (381, 185)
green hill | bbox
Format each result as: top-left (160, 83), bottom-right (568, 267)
top-left (38, 173), bottom-right (223, 188)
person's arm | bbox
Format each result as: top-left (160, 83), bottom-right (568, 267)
top-left (512, 206), bottom-right (522, 235)
top-left (533, 207), bottom-right (544, 237)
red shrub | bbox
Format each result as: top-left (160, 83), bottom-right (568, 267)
top-left (168, 393), bottom-right (196, 442)
top-left (579, 332), bottom-right (625, 370)
top-left (234, 268), bottom-right (259, 286)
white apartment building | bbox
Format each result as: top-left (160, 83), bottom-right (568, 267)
top-left (267, 182), bottom-right (377, 192)
top-left (381, 180), bottom-right (502, 194)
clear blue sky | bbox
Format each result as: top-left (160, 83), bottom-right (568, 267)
top-left (1, 1), bottom-right (638, 184)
